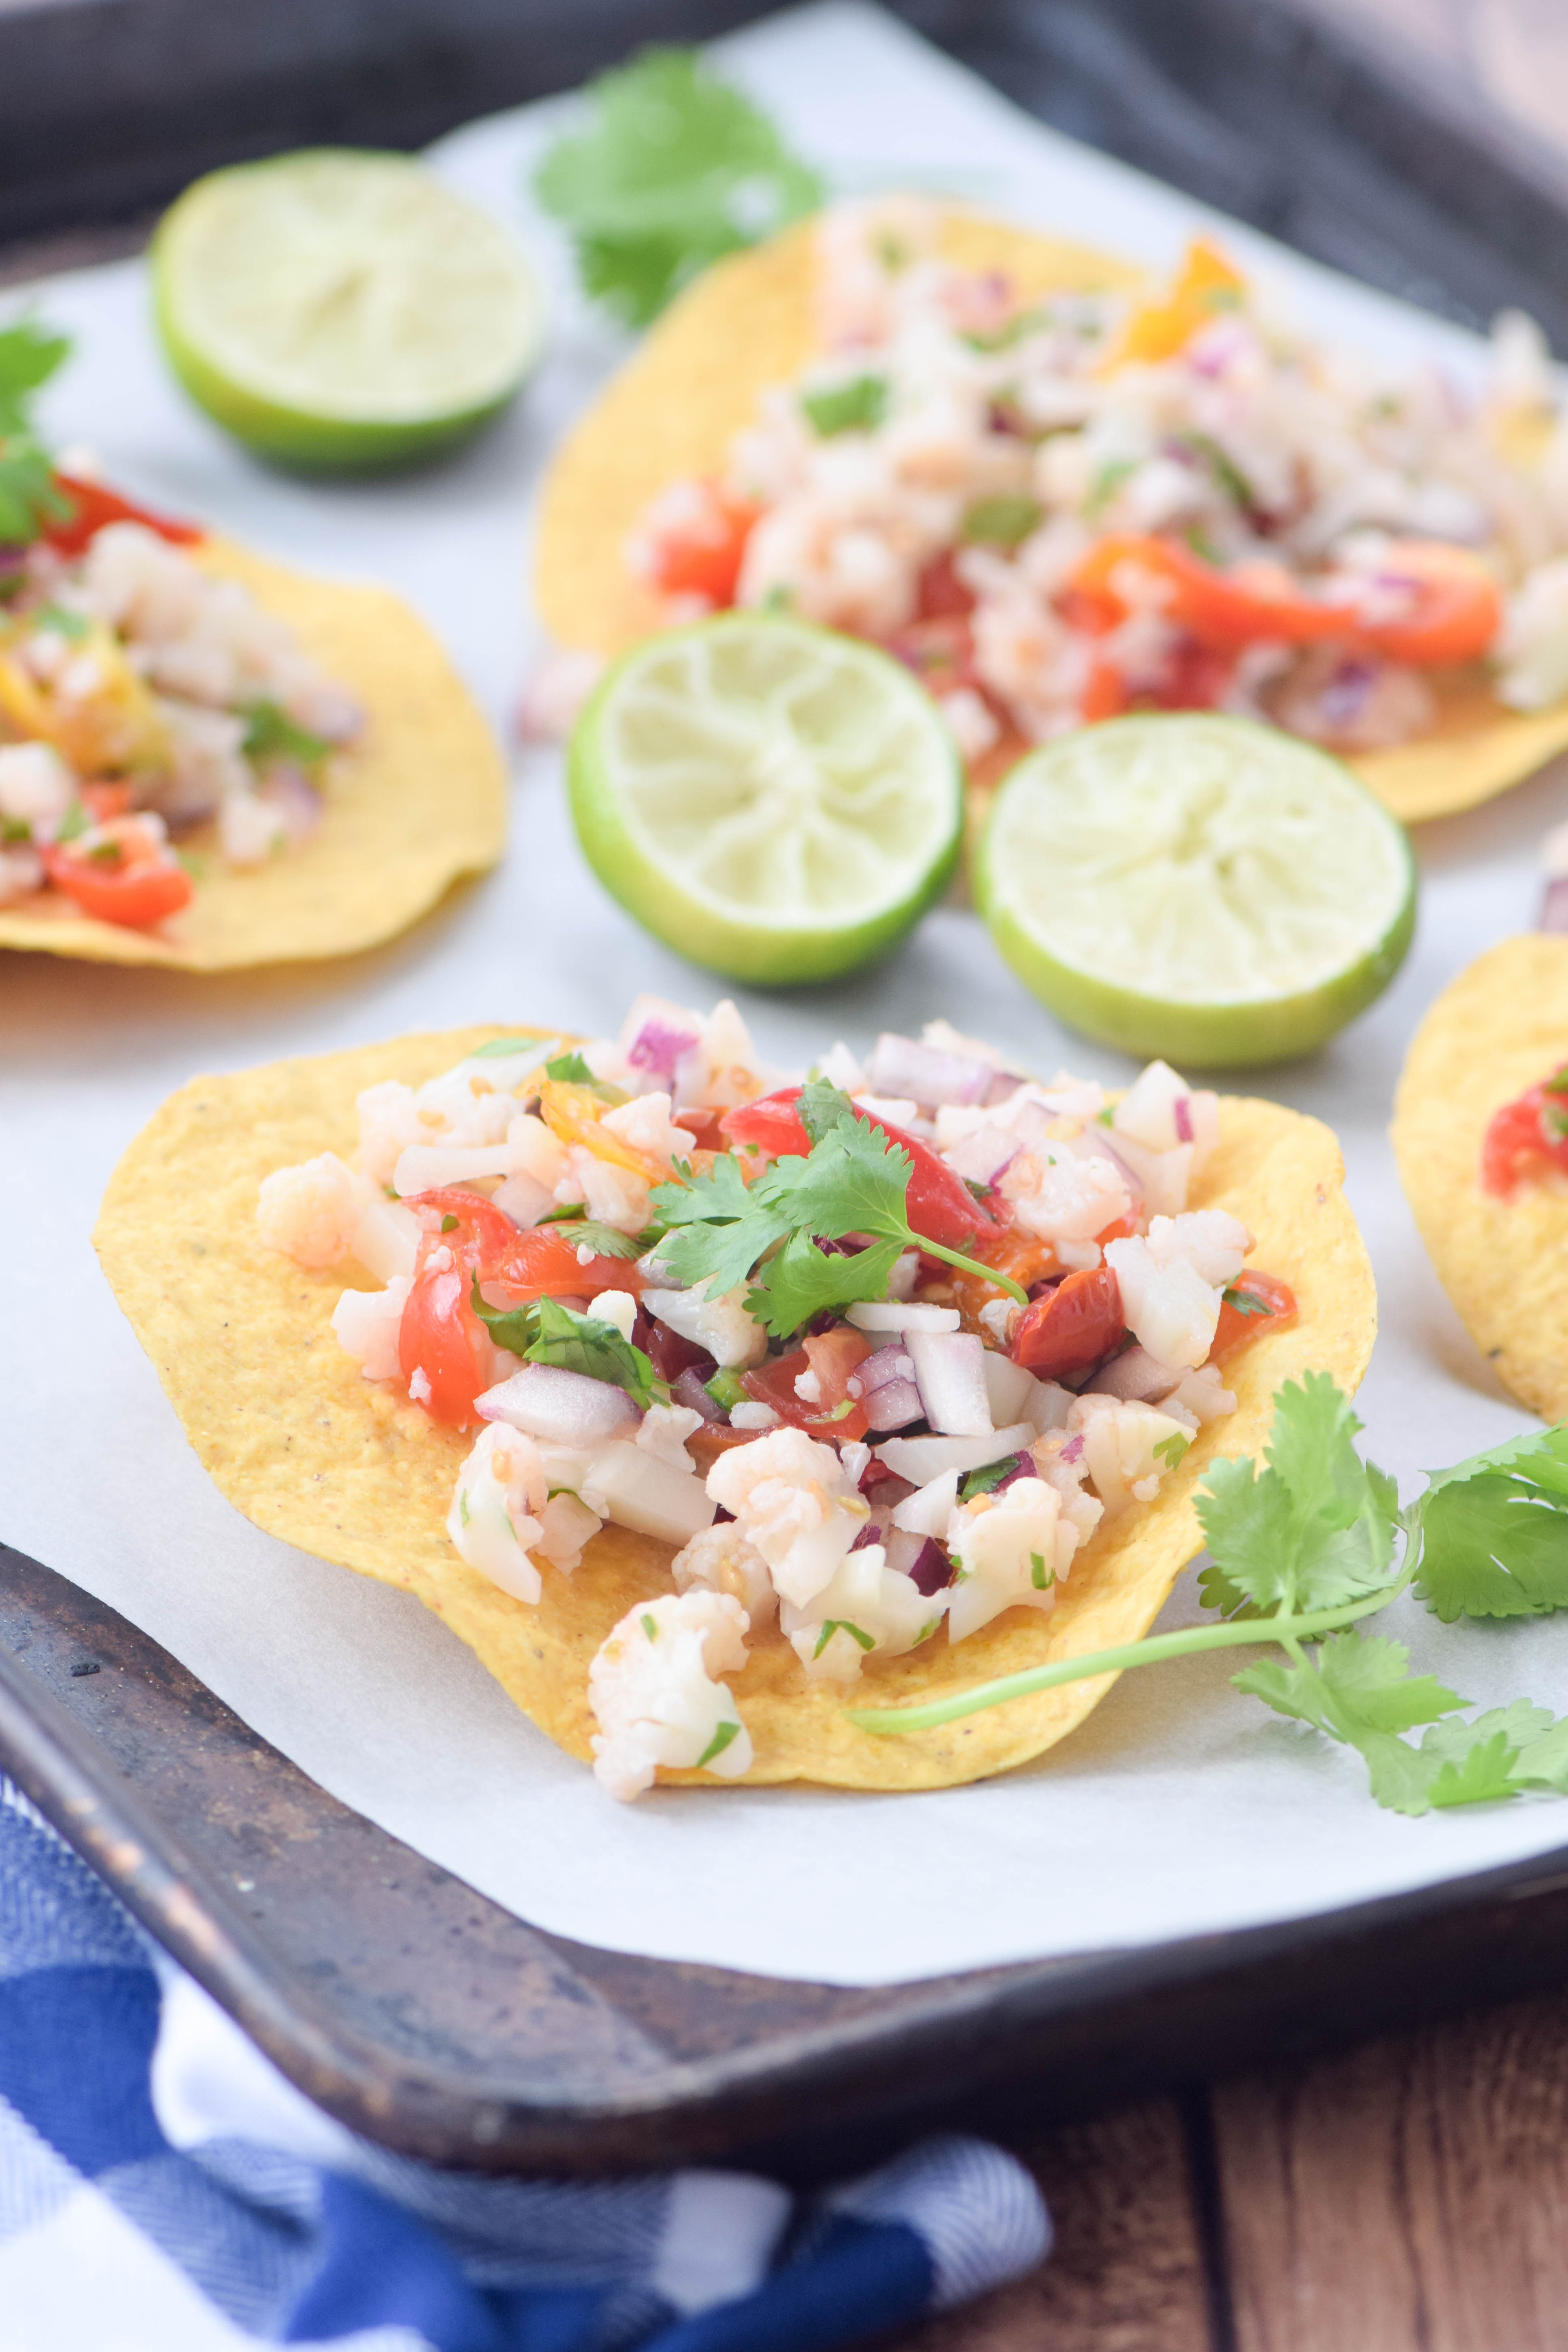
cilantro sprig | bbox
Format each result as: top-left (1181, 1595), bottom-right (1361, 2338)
top-left (0, 317), bottom-right (71, 549)
top-left (649, 1088), bottom-right (1025, 1340)
top-left (849, 1374), bottom-right (1568, 1818)
top-left (535, 47), bottom-right (823, 328)
top-left (471, 1288), bottom-right (666, 1409)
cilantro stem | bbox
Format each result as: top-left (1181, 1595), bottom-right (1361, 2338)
top-left (913, 1235), bottom-right (1028, 1304)
top-left (846, 1586), bottom-right (1399, 1735)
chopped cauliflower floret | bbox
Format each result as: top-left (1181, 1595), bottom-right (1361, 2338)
top-left (257, 1152), bottom-right (367, 1269)
top-left (817, 1040), bottom-right (866, 1092)
top-left (1113, 1060), bottom-right (1220, 1176)
top-left (331, 1276), bottom-right (411, 1381)
top-left (1029, 1431), bottom-right (1108, 1545)
top-left (447, 1423), bottom-right (549, 1604)
top-left (0, 741), bottom-right (74, 843)
top-left (355, 1081), bottom-right (427, 1188)
top-left (691, 998), bottom-right (776, 1109)
top-left (670, 1521), bottom-right (779, 1625)
top-left (945, 1477), bottom-right (1081, 1643)
top-left (704, 1425), bottom-right (871, 1609)
top-left (635, 1401), bottom-right (705, 1472)
top-left (0, 845), bottom-right (44, 902)
top-left (535, 1490), bottom-right (602, 1573)
top-left (600, 1090), bottom-right (689, 1169)
top-left (357, 1052), bottom-right (553, 1188)
top-left (640, 1274), bottom-right (768, 1369)
top-left (1000, 1143), bottom-right (1131, 1244)
top-left (588, 1590), bottom-right (753, 1801)
top-left (560, 1146), bottom-right (650, 1234)
top-left (1105, 1211), bottom-right (1250, 1369)
top-left (1067, 1394), bottom-right (1192, 1516)
top-left (508, 1112), bottom-right (569, 1191)
top-left (1168, 1362), bottom-right (1238, 1425)
top-left (781, 1542), bottom-right (943, 1682)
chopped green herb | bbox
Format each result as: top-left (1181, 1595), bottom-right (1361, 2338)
top-left (802, 374), bottom-right (887, 437)
top-left (1545, 1066), bottom-right (1568, 1096)
top-left (697, 1718), bottom-right (743, 1768)
top-left (1178, 430), bottom-right (1256, 512)
top-left (1153, 1432), bottom-right (1191, 1472)
top-left (705, 1367), bottom-right (749, 1414)
top-left (814, 1619), bottom-right (876, 1658)
top-left (964, 1177), bottom-right (991, 1203)
top-left (1221, 1283), bottom-right (1271, 1316)
top-left (471, 1035), bottom-right (545, 1060)
top-left (241, 699), bottom-right (332, 772)
top-left (440, 1214), bottom-right (459, 1233)
top-left (545, 1049), bottom-right (597, 1084)
top-left (54, 800), bottom-right (88, 843)
top-left (961, 1458), bottom-right (1019, 1501)
top-left (960, 493), bottom-right (1041, 548)
top-left (0, 815), bottom-right (31, 845)
top-left (640, 1612), bottom-right (659, 1641)
top-left (1184, 524), bottom-right (1225, 566)
top-left (962, 304), bottom-right (1049, 353)
top-left (1085, 457), bottom-right (1137, 517)
top-left (1095, 1105), bottom-right (1115, 1126)
top-left (525, 1293), bottom-right (666, 1409)
top-left (915, 1616), bottom-right (944, 1645)
top-left (534, 47), bottom-right (823, 328)
top-left (1030, 1551), bottom-right (1053, 1590)
top-left (873, 230), bottom-right (911, 274)
top-left (32, 601), bottom-right (87, 641)
top-left (0, 317), bottom-right (72, 546)
top-left (458, 1490), bottom-right (470, 1527)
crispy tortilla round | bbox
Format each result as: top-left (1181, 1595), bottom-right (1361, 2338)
top-left (0, 536), bottom-right (506, 970)
top-left (535, 205), bottom-right (1568, 827)
top-left (97, 1026), bottom-right (1375, 1793)
top-left (1392, 933), bottom-right (1568, 1420)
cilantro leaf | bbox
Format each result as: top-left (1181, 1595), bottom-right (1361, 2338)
top-left (523, 1296), bottom-right (664, 1409)
top-left (801, 375), bottom-right (887, 437)
top-left (649, 1152), bottom-right (792, 1296)
top-left (1406, 1425), bottom-right (1568, 1620)
top-left (759, 1114), bottom-right (912, 1245)
top-left (0, 318), bottom-right (71, 551)
top-left (0, 318), bottom-right (70, 429)
top-left (534, 47), bottom-right (823, 328)
top-left (745, 1231), bottom-right (905, 1339)
top-left (797, 1076), bottom-right (856, 1145)
top-left (960, 494), bottom-right (1041, 548)
top-left (241, 698), bottom-right (331, 772)
top-left (545, 1049), bottom-right (597, 1084)
top-left (1196, 1373), bottom-right (1399, 1619)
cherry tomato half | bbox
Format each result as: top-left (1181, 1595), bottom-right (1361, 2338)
top-left (398, 1238), bottom-right (494, 1427)
top-left (1009, 1265), bottom-right (1124, 1379)
top-left (1479, 1079), bottom-right (1568, 1198)
top-left (648, 482), bottom-right (758, 606)
top-left (45, 474), bottom-right (202, 559)
top-left (42, 824), bottom-right (192, 928)
top-left (743, 1329), bottom-right (872, 1442)
top-left (719, 1088), bottom-right (1000, 1250)
top-left (1210, 1270), bottom-right (1298, 1362)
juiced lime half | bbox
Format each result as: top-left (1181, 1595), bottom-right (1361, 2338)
top-left (976, 712), bottom-right (1416, 1066)
top-left (569, 614), bottom-right (964, 984)
top-left (153, 151), bottom-right (544, 471)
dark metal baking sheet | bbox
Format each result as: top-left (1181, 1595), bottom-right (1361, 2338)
top-left (4, 0), bottom-right (1568, 343)
top-left (7, 1540), bottom-right (1568, 2178)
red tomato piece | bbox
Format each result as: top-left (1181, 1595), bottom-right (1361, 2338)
top-left (1352, 542), bottom-right (1502, 668)
top-left (1081, 652), bottom-right (1129, 722)
top-left (1009, 1265), bottom-right (1124, 1379)
top-left (1480, 1079), bottom-right (1568, 1197)
top-left (398, 1238), bottom-right (494, 1427)
top-left (1068, 536), bottom-right (1346, 654)
top-left (915, 549), bottom-right (976, 621)
top-left (43, 823), bottom-right (192, 928)
top-left (405, 1192), bottom-right (640, 1302)
top-left (742, 1340), bottom-right (871, 1442)
top-left (648, 482), bottom-right (757, 605)
top-left (1210, 1270), bottom-right (1298, 1362)
top-left (45, 474), bottom-right (202, 558)
top-left (719, 1090), bottom-right (813, 1160)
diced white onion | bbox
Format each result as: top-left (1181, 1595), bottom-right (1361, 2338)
top-left (906, 1330), bottom-right (993, 1436)
top-left (393, 1142), bottom-right (513, 1197)
top-left (477, 1363), bottom-right (640, 1447)
top-left (873, 1422), bottom-right (1036, 1484)
top-left (580, 1439), bottom-right (717, 1543)
top-left (847, 1300), bottom-right (962, 1335)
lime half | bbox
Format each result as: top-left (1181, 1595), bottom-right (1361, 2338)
top-left (153, 151), bottom-right (543, 471)
top-left (976, 713), bottom-right (1415, 1066)
top-left (569, 614), bottom-right (964, 985)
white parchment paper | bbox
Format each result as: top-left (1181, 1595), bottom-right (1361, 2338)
top-left (5, 2), bottom-right (1568, 1987)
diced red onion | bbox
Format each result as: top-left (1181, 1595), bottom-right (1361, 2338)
top-left (1061, 1433), bottom-right (1085, 1464)
top-left (850, 1519), bottom-right (883, 1553)
top-left (477, 1362), bottom-right (639, 1446)
top-left (943, 1124), bottom-right (1019, 1186)
top-left (627, 1017), bottom-right (700, 1086)
top-left (853, 1344), bottom-right (917, 1395)
top-left (1088, 1345), bottom-right (1184, 1405)
top-left (1542, 878), bottom-right (1568, 935)
top-left (905, 1535), bottom-right (953, 1595)
top-left (983, 1071), bottom-right (1026, 1106)
top-left (672, 1367), bottom-right (724, 1424)
top-left (259, 761), bottom-right (323, 845)
top-left (1173, 1096), bottom-right (1194, 1145)
top-left (907, 1330), bottom-right (992, 1437)
top-left (863, 1377), bottom-right (925, 1432)
top-left (991, 1452), bottom-right (1037, 1492)
top-left (865, 1032), bottom-right (997, 1107)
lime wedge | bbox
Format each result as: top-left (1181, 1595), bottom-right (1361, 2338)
top-left (152, 151), bottom-right (543, 471)
top-left (976, 713), bottom-right (1415, 1066)
top-left (569, 614), bottom-right (964, 984)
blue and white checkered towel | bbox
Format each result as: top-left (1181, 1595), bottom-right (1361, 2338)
top-left (0, 1782), bottom-right (1049, 2351)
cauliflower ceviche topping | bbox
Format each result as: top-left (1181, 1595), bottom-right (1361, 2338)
top-left (259, 998), bottom-right (1296, 1801)
top-left (0, 509), bottom-right (362, 929)
top-left (605, 199), bottom-right (1568, 768)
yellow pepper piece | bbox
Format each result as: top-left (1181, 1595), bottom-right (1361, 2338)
top-left (42, 623), bottom-right (171, 778)
top-left (1103, 238), bottom-right (1248, 371)
top-left (538, 1079), bottom-right (670, 1183)
top-left (0, 651), bottom-right (54, 739)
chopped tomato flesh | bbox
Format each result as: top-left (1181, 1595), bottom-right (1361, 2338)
top-left (1009, 1265), bottom-right (1124, 1379)
top-left (1353, 542), bottom-right (1502, 668)
top-left (45, 474), bottom-right (202, 558)
top-left (648, 483), bottom-right (757, 605)
top-left (1068, 536), bottom-right (1346, 654)
top-left (743, 1339), bottom-right (871, 1442)
top-left (1480, 1076), bottom-right (1568, 1196)
top-left (1210, 1271), bottom-right (1298, 1362)
top-left (42, 820), bottom-right (192, 928)
top-left (404, 1190), bottom-right (638, 1303)
top-left (398, 1236), bottom-right (494, 1427)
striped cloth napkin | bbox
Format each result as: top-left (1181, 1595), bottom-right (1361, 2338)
top-left (0, 1781), bottom-right (1050, 2350)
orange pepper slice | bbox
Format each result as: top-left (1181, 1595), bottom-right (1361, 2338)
top-left (1103, 238), bottom-right (1248, 371)
top-left (538, 1079), bottom-right (671, 1183)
